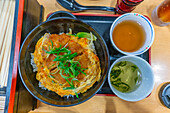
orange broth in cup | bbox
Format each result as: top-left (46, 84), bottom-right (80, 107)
top-left (112, 20), bottom-right (146, 52)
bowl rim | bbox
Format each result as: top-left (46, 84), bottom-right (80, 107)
top-left (109, 13), bottom-right (155, 56)
top-left (18, 17), bottom-right (110, 107)
top-left (108, 55), bottom-right (154, 102)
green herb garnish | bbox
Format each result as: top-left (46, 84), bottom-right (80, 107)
top-left (118, 83), bottom-right (130, 92)
top-left (63, 87), bottom-right (76, 90)
top-left (77, 32), bottom-right (97, 41)
top-left (134, 77), bottom-right (138, 83)
top-left (111, 78), bottom-right (122, 87)
top-left (116, 61), bottom-right (127, 67)
top-left (48, 74), bottom-right (55, 79)
top-left (66, 33), bottom-right (78, 37)
top-left (50, 69), bottom-right (59, 75)
top-left (67, 32), bottom-right (97, 41)
top-left (48, 63), bottom-right (56, 69)
top-left (110, 69), bottom-right (121, 79)
top-left (111, 78), bottom-right (130, 92)
top-left (43, 39), bottom-right (87, 98)
top-left (131, 65), bottom-right (138, 72)
top-left (75, 92), bottom-right (79, 99)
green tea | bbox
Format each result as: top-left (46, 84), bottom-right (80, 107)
top-left (110, 61), bottom-right (142, 92)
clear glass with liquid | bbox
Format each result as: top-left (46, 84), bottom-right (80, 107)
top-left (151, 0), bottom-right (170, 26)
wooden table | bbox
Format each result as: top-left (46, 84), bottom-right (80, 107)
top-left (29, 0), bottom-right (170, 113)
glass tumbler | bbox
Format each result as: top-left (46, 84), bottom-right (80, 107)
top-left (151, 0), bottom-right (170, 26)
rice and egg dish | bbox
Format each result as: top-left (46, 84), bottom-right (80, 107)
top-left (31, 31), bottom-right (101, 97)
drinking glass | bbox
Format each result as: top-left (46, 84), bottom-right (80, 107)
top-left (151, 0), bottom-right (170, 26)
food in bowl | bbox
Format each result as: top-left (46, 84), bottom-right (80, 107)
top-left (19, 17), bottom-right (109, 106)
top-left (32, 31), bottom-right (101, 98)
top-left (110, 13), bottom-right (154, 56)
top-left (110, 61), bottom-right (142, 93)
top-left (112, 20), bottom-right (146, 52)
top-left (108, 56), bottom-right (154, 102)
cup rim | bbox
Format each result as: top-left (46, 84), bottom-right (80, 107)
top-left (110, 13), bottom-right (155, 56)
top-left (108, 55), bottom-right (154, 102)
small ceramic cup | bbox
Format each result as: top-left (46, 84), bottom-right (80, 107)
top-left (108, 56), bottom-right (154, 102)
top-left (110, 13), bottom-right (154, 56)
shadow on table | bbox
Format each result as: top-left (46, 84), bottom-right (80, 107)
top-left (104, 96), bottom-right (116, 113)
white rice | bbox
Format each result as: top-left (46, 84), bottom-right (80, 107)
top-left (30, 53), bottom-right (37, 72)
top-left (59, 32), bottom-right (64, 35)
top-left (38, 82), bottom-right (49, 90)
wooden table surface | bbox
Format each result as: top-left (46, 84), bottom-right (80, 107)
top-left (30, 0), bottom-right (170, 113)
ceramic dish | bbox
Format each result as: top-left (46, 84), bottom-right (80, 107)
top-left (108, 56), bottom-right (154, 102)
top-left (18, 17), bottom-right (109, 107)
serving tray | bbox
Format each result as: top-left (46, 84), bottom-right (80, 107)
top-left (47, 12), bottom-right (151, 96)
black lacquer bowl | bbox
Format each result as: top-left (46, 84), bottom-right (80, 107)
top-left (18, 17), bottom-right (109, 107)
